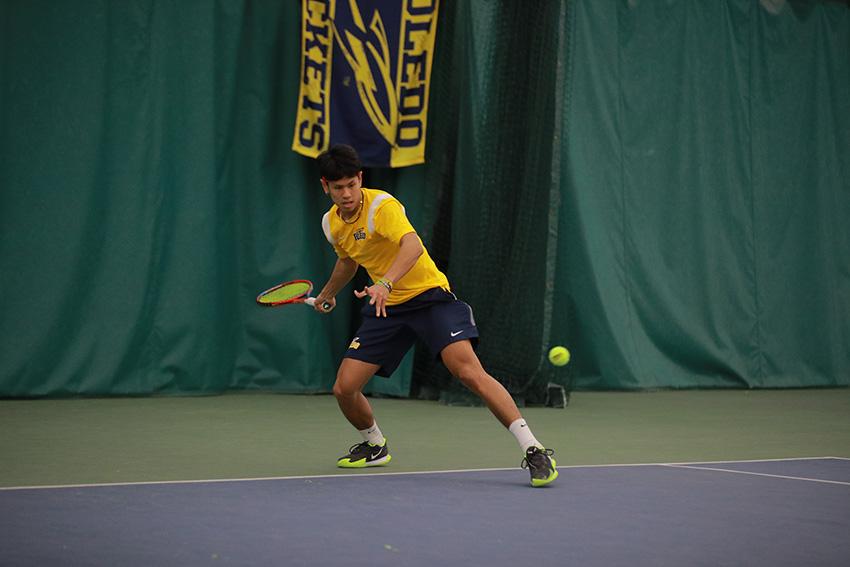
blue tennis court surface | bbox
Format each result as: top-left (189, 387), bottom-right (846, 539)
top-left (1, 458), bottom-right (848, 566)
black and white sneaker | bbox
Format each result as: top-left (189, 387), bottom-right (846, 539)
top-left (521, 446), bottom-right (558, 487)
top-left (337, 439), bottom-right (391, 468)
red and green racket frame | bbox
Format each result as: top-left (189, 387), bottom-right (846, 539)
top-left (256, 280), bottom-right (332, 310)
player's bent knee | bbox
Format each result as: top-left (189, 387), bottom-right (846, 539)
top-left (333, 375), bottom-right (359, 400)
top-left (454, 367), bottom-right (487, 394)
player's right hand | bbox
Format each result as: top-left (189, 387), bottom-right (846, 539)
top-left (314, 295), bottom-right (335, 313)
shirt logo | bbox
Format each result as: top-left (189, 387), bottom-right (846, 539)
top-left (353, 228), bottom-right (366, 241)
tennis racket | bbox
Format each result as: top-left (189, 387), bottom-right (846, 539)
top-left (256, 280), bottom-right (332, 310)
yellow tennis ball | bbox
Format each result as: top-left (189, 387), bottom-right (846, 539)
top-left (548, 346), bottom-right (570, 366)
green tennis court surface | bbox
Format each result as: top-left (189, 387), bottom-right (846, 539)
top-left (1, 389), bottom-right (848, 487)
top-left (2, 390), bottom-right (848, 565)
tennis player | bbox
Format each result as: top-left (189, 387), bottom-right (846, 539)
top-left (313, 144), bottom-right (557, 487)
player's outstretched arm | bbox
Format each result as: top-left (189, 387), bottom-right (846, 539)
top-left (315, 257), bottom-right (359, 312)
top-left (355, 232), bottom-right (423, 317)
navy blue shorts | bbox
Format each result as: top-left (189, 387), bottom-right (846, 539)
top-left (344, 288), bottom-right (479, 378)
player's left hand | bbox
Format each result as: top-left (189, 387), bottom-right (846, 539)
top-left (355, 284), bottom-right (389, 317)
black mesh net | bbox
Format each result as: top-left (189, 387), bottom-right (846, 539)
top-left (400, 1), bottom-right (575, 407)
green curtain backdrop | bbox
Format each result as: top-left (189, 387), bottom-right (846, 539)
top-left (0, 1), bottom-right (342, 396)
top-left (1, 0), bottom-right (848, 398)
top-left (566, 0), bottom-right (849, 389)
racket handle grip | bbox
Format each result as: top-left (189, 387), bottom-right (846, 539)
top-left (305, 298), bottom-right (333, 310)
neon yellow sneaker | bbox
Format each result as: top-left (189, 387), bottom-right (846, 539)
top-left (522, 447), bottom-right (558, 487)
top-left (337, 439), bottom-right (391, 468)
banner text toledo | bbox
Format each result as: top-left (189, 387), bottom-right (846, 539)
top-left (293, 0), bottom-right (439, 168)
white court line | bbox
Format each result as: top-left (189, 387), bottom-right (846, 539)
top-left (662, 462), bottom-right (850, 486)
top-left (1, 456), bottom-right (846, 492)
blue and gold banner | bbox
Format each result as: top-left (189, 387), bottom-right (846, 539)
top-left (292, 0), bottom-right (439, 168)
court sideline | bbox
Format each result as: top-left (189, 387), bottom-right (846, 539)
top-left (1, 388), bottom-right (848, 487)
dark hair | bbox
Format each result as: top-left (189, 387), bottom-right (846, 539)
top-left (316, 144), bottom-right (361, 181)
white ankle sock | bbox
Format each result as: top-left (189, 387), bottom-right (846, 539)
top-left (509, 418), bottom-right (542, 453)
top-left (358, 422), bottom-right (385, 446)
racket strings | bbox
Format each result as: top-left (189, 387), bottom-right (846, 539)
top-left (260, 282), bottom-right (311, 303)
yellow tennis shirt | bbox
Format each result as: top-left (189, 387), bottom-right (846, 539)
top-left (322, 188), bottom-right (450, 305)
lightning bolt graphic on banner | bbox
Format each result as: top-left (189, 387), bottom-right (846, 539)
top-left (332, 0), bottom-right (399, 146)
